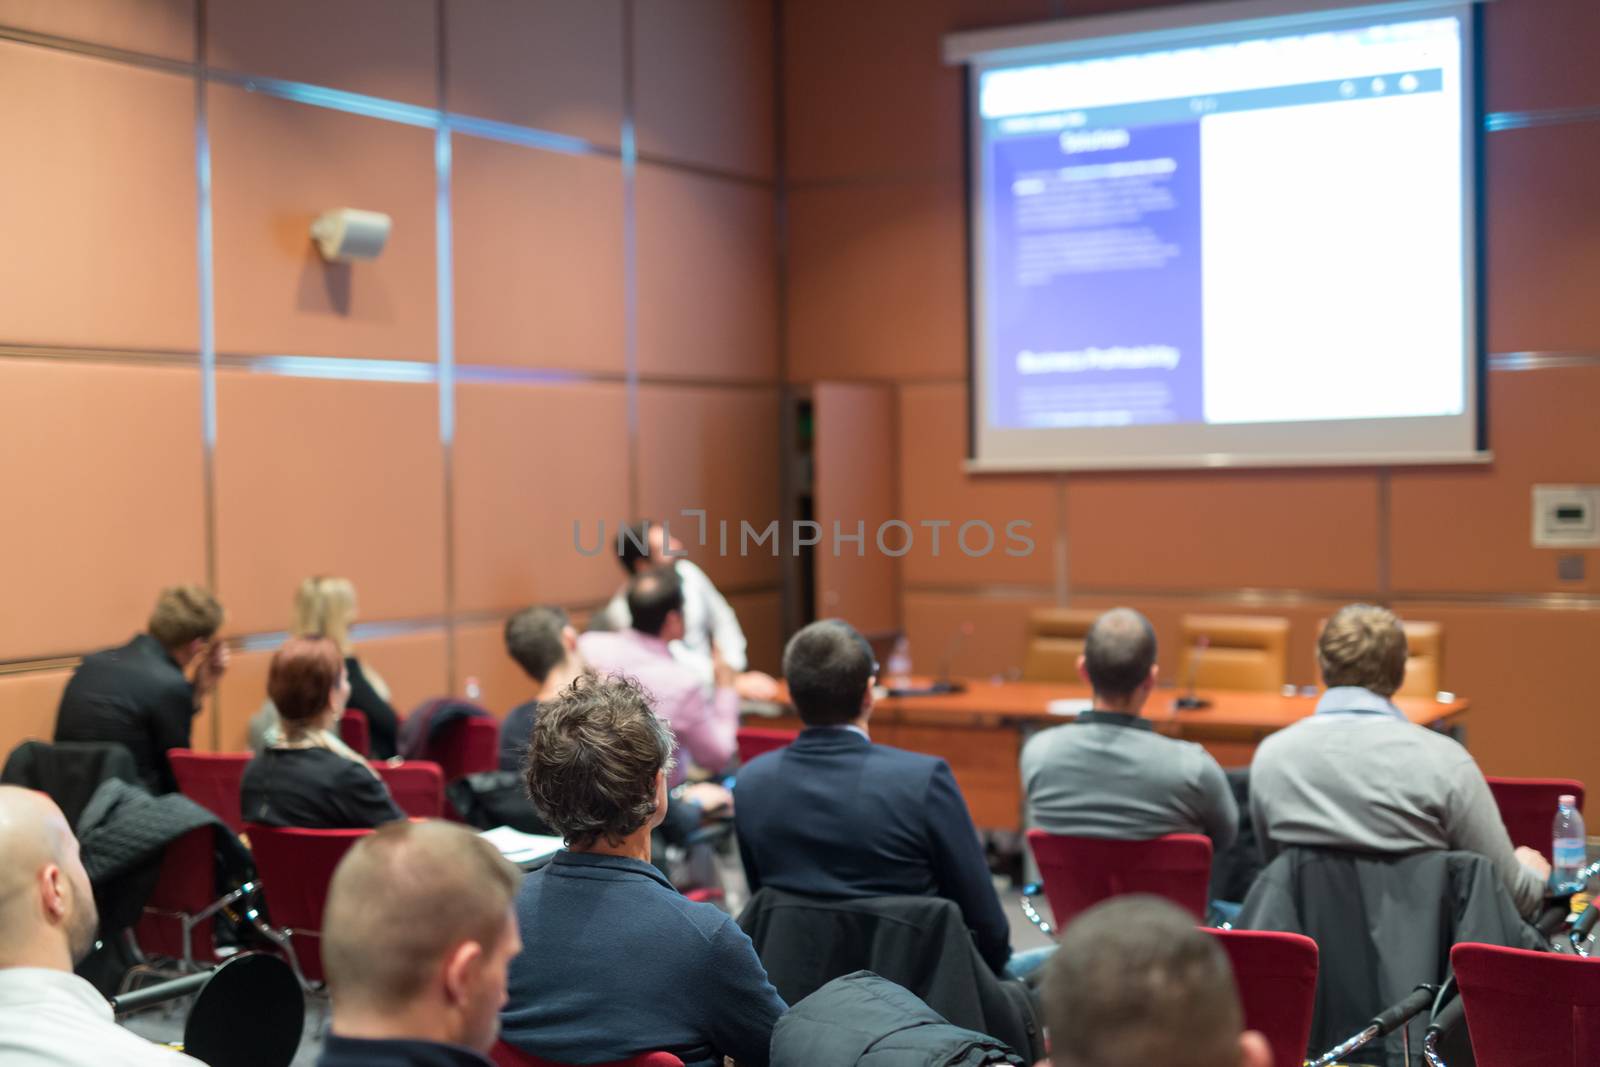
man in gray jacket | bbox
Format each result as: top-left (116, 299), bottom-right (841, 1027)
top-left (1021, 608), bottom-right (1239, 851)
top-left (1250, 603), bottom-right (1551, 919)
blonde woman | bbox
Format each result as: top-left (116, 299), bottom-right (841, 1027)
top-left (249, 576), bottom-right (401, 758)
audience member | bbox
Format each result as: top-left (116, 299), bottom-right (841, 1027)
top-left (241, 637), bottom-right (403, 829)
top-left (0, 786), bottom-right (204, 1066)
top-left (53, 585), bottom-right (228, 794)
top-left (580, 567), bottom-right (739, 783)
top-left (318, 820), bottom-right (522, 1067)
top-left (498, 605), bottom-right (730, 839)
top-left (602, 518), bottom-right (779, 700)
top-left (497, 606), bottom-right (585, 773)
top-left (250, 577), bottom-right (400, 759)
top-left (1021, 608), bottom-right (1237, 850)
top-left (1251, 604), bottom-right (1550, 919)
top-left (734, 619), bottom-right (1018, 977)
top-left (1042, 895), bottom-right (1271, 1067)
top-left (501, 674), bottom-right (784, 1067)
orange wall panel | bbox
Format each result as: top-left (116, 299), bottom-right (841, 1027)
top-left (633, 0), bottom-right (774, 178)
top-left (0, 361), bottom-right (205, 659)
top-left (353, 631), bottom-right (451, 715)
top-left (1391, 365), bottom-right (1600, 595)
top-left (637, 165), bottom-right (776, 382)
top-left (1390, 601), bottom-right (1600, 791)
top-left (0, 668), bottom-right (74, 764)
top-left (0, 0), bottom-right (194, 58)
top-left (446, 0), bottom-right (623, 146)
top-left (453, 381), bottom-right (631, 613)
top-left (902, 591), bottom-right (1055, 680)
top-left (452, 135), bottom-right (625, 371)
top-left (213, 646), bottom-right (270, 752)
top-left (1066, 470), bottom-right (1382, 594)
top-left (898, 383), bottom-right (1058, 588)
top-left (787, 179), bottom-right (966, 382)
top-left (208, 86), bottom-right (437, 360)
top-left (1482, 0), bottom-right (1600, 113)
top-left (783, 0), bottom-right (1048, 182)
top-left (1484, 124), bottom-right (1600, 354)
top-left (213, 372), bottom-right (446, 636)
top-left (814, 384), bottom-right (899, 634)
top-left (0, 44), bottom-right (196, 352)
top-left (728, 591), bottom-right (783, 676)
top-left (207, 0), bottom-right (437, 106)
top-left (635, 385), bottom-right (782, 592)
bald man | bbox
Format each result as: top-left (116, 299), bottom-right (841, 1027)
top-left (1021, 608), bottom-right (1239, 850)
top-left (0, 786), bottom-right (203, 1066)
top-left (318, 820), bottom-right (523, 1066)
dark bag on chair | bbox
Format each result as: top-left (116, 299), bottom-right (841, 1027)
top-left (446, 770), bottom-right (555, 834)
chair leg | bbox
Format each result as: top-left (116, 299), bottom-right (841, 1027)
top-left (1018, 884), bottom-right (1055, 938)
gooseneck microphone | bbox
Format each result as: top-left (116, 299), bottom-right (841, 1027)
top-left (1175, 634), bottom-right (1213, 710)
top-left (936, 622), bottom-right (976, 691)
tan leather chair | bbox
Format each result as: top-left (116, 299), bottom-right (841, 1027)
top-left (1021, 608), bottom-right (1100, 682)
top-left (1396, 620), bottom-right (1442, 698)
top-left (1178, 614), bottom-right (1290, 692)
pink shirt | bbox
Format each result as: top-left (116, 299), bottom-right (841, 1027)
top-left (578, 629), bottom-right (740, 785)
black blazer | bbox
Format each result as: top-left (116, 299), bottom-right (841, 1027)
top-left (733, 727), bottom-right (1013, 973)
top-left (54, 634), bottom-right (196, 794)
top-left (240, 747), bottom-right (404, 829)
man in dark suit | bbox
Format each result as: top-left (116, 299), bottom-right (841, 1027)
top-left (53, 585), bottom-right (228, 795)
top-left (734, 619), bottom-right (1015, 975)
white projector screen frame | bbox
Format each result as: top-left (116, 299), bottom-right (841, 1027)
top-left (951, 0), bottom-right (1488, 472)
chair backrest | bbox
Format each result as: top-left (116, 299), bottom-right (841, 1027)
top-left (1208, 929), bottom-right (1319, 1067)
top-left (1027, 830), bottom-right (1213, 925)
top-left (489, 1042), bottom-right (684, 1067)
top-left (432, 717), bottom-right (500, 783)
top-left (1396, 620), bottom-right (1443, 698)
top-left (376, 760), bottom-right (445, 819)
top-left (170, 750), bottom-right (252, 834)
top-left (736, 727), bottom-right (798, 765)
top-left (1453, 942), bottom-right (1600, 1067)
top-left (1178, 614), bottom-right (1289, 692)
top-left (246, 824), bottom-right (371, 983)
top-left (1020, 607), bottom-right (1099, 682)
top-left (338, 709), bottom-right (371, 757)
top-left (135, 824), bottom-right (221, 964)
top-left (1486, 777), bottom-right (1585, 861)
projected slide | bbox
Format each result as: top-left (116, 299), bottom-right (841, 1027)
top-left (962, 5), bottom-right (1480, 469)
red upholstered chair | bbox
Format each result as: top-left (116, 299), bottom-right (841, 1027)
top-left (490, 1043), bottom-right (684, 1067)
top-left (170, 750), bottom-right (252, 834)
top-left (338, 709), bottom-right (371, 757)
top-left (375, 760), bottom-right (445, 819)
top-left (1026, 830), bottom-right (1213, 927)
top-left (1453, 942), bottom-right (1600, 1066)
top-left (130, 825), bottom-right (248, 973)
top-left (736, 727), bottom-right (798, 764)
top-left (246, 825), bottom-right (371, 987)
top-left (431, 717), bottom-right (499, 783)
top-left (1486, 777), bottom-right (1585, 861)
top-left (1208, 929), bottom-right (1319, 1067)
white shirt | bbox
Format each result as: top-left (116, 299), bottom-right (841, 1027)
top-left (0, 967), bottom-right (204, 1066)
top-left (602, 558), bottom-right (749, 685)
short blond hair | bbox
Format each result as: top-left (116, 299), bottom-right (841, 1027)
top-left (292, 576), bottom-right (358, 653)
top-left (1318, 604), bottom-right (1408, 697)
top-left (147, 585), bottom-right (224, 652)
top-left (322, 821), bottom-right (520, 1012)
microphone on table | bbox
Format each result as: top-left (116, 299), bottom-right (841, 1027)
top-left (1175, 635), bottom-right (1212, 710)
top-left (935, 622), bottom-right (975, 693)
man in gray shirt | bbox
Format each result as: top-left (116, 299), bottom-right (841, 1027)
top-left (1021, 608), bottom-right (1239, 851)
top-left (1250, 604), bottom-right (1551, 920)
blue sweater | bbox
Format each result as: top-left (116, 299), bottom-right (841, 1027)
top-left (500, 851), bottom-right (786, 1067)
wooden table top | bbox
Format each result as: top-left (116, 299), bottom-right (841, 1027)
top-left (752, 678), bottom-right (1469, 741)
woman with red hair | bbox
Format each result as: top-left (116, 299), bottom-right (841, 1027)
top-left (240, 636), bottom-right (403, 828)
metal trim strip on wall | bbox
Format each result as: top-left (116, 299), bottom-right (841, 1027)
top-left (903, 583), bottom-right (1600, 611)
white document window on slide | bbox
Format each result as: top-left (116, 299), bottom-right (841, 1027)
top-left (1199, 93), bottom-right (1465, 426)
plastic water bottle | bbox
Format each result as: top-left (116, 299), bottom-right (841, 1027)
top-left (1553, 794), bottom-right (1587, 893)
top-left (886, 638), bottom-right (912, 689)
top-left (464, 676), bottom-right (482, 702)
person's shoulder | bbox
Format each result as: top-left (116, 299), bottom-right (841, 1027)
top-left (663, 887), bottom-right (749, 947)
top-left (1021, 723), bottom-right (1075, 762)
top-left (866, 742), bottom-right (946, 777)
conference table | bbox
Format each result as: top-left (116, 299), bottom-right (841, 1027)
top-left (742, 679), bottom-right (1470, 832)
